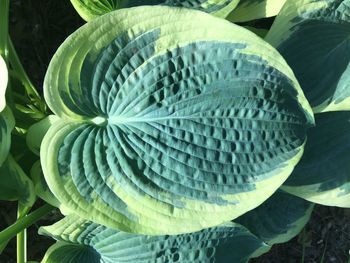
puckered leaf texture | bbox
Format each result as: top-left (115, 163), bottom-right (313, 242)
top-left (40, 215), bottom-right (270, 263)
top-left (42, 6), bottom-right (313, 235)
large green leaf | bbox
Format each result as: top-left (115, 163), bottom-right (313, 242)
top-left (283, 111), bottom-right (350, 207)
top-left (71, 0), bottom-right (240, 21)
top-left (42, 6), bottom-right (313, 235)
top-left (227, 0), bottom-right (287, 22)
top-left (0, 106), bottom-right (14, 166)
top-left (236, 190), bottom-right (314, 245)
top-left (0, 155), bottom-right (35, 207)
top-left (265, 0), bottom-right (350, 113)
top-left (40, 215), bottom-right (270, 263)
top-left (0, 54), bottom-right (7, 112)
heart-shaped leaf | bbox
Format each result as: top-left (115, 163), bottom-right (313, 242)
top-left (0, 106), bottom-right (14, 166)
top-left (0, 155), bottom-right (35, 207)
top-left (71, 0), bottom-right (240, 21)
top-left (39, 215), bottom-right (270, 263)
top-left (283, 111), bottom-right (350, 207)
top-left (236, 190), bottom-right (314, 245)
top-left (227, 0), bottom-right (287, 22)
top-left (42, 6), bottom-right (313, 235)
top-left (265, 0), bottom-right (350, 113)
top-left (0, 54), bottom-right (8, 112)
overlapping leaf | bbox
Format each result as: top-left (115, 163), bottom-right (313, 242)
top-left (70, 0), bottom-right (118, 21)
top-left (283, 111), bottom-right (350, 207)
top-left (236, 190), bottom-right (314, 245)
top-left (264, 0), bottom-right (350, 207)
top-left (42, 242), bottom-right (101, 263)
top-left (0, 155), bottom-right (35, 207)
top-left (265, 0), bottom-right (350, 113)
top-left (42, 6), bottom-right (313, 234)
top-left (244, 26), bottom-right (269, 38)
top-left (71, 0), bottom-right (240, 21)
top-left (39, 215), bottom-right (270, 263)
top-left (27, 115), bottom-right (59, 156)
top-left (227, 0), bottom-right (286, 22)
top-left (40, 190), bottom-right (314, 262)
top-left (30, 161), bottom-right (60, 208)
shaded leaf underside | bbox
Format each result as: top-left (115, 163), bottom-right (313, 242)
top-left (283, 111), bottom-right (350, 207)
top-left (235, 190), bottom-right (314, 244)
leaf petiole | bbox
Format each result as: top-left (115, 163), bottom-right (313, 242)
top-left (16, 204), bottom-right (32, 263)
top-left (0, 204), bottom-right (55, 245)
top-left (8, 38), bottom-right (46, 112)
top-left (0, 0), bottom-right (9, 57)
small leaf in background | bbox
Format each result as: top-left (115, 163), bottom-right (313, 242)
top-left (244, 26), bottom-right (269, 38)
top-left (70, 0), bottom-right (240, 21)
top-left (0, 106), bottom-right (15, 166)
top-left (30, 161), bottom-right (60, 208)
top-left (41, 6), bottom-right (313, 235)
top-left (227, 0), bottom-right (287, 22)
top-left (283, 111), bottom-right (350, 208)
top-left (26, 115), bottom-right (60, 156)
top-left (0, 155), bottom-right (35, 208)
top-left (39, 215), bottom-right (270, 263)
top-left (0, 54), bottom-right (8, 112)
top-left (236, 190), bottom-right (314, 245)
top-left (265, 0), bottom-right (350, 113)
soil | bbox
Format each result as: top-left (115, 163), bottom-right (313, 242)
top-left (0, 1), bottom-right (349, 262)
top-left (252, 206), bottom-right (350, 263)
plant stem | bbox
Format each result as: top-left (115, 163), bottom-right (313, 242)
top-left (0, 239), bottom-right (9, 253)
top-left (0, 204), bottom-right (55, 245)
top-left (0, 0), bottom-right (9, 56)
top-left (8, 38), bottom-right (44, 109)
top-left (16, 226), bottom-right (25, 263)
top-left (1, 1), bottom-right (47, 117)
top-left (301, 229), bottom-right (306, 263)
top-left (16, 205), bottom-right (31, 263)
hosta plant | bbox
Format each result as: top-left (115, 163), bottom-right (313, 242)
top-left (41, 5), bottom-right (313, 235)
top-left (0, 0), bottom-right (349, 262)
